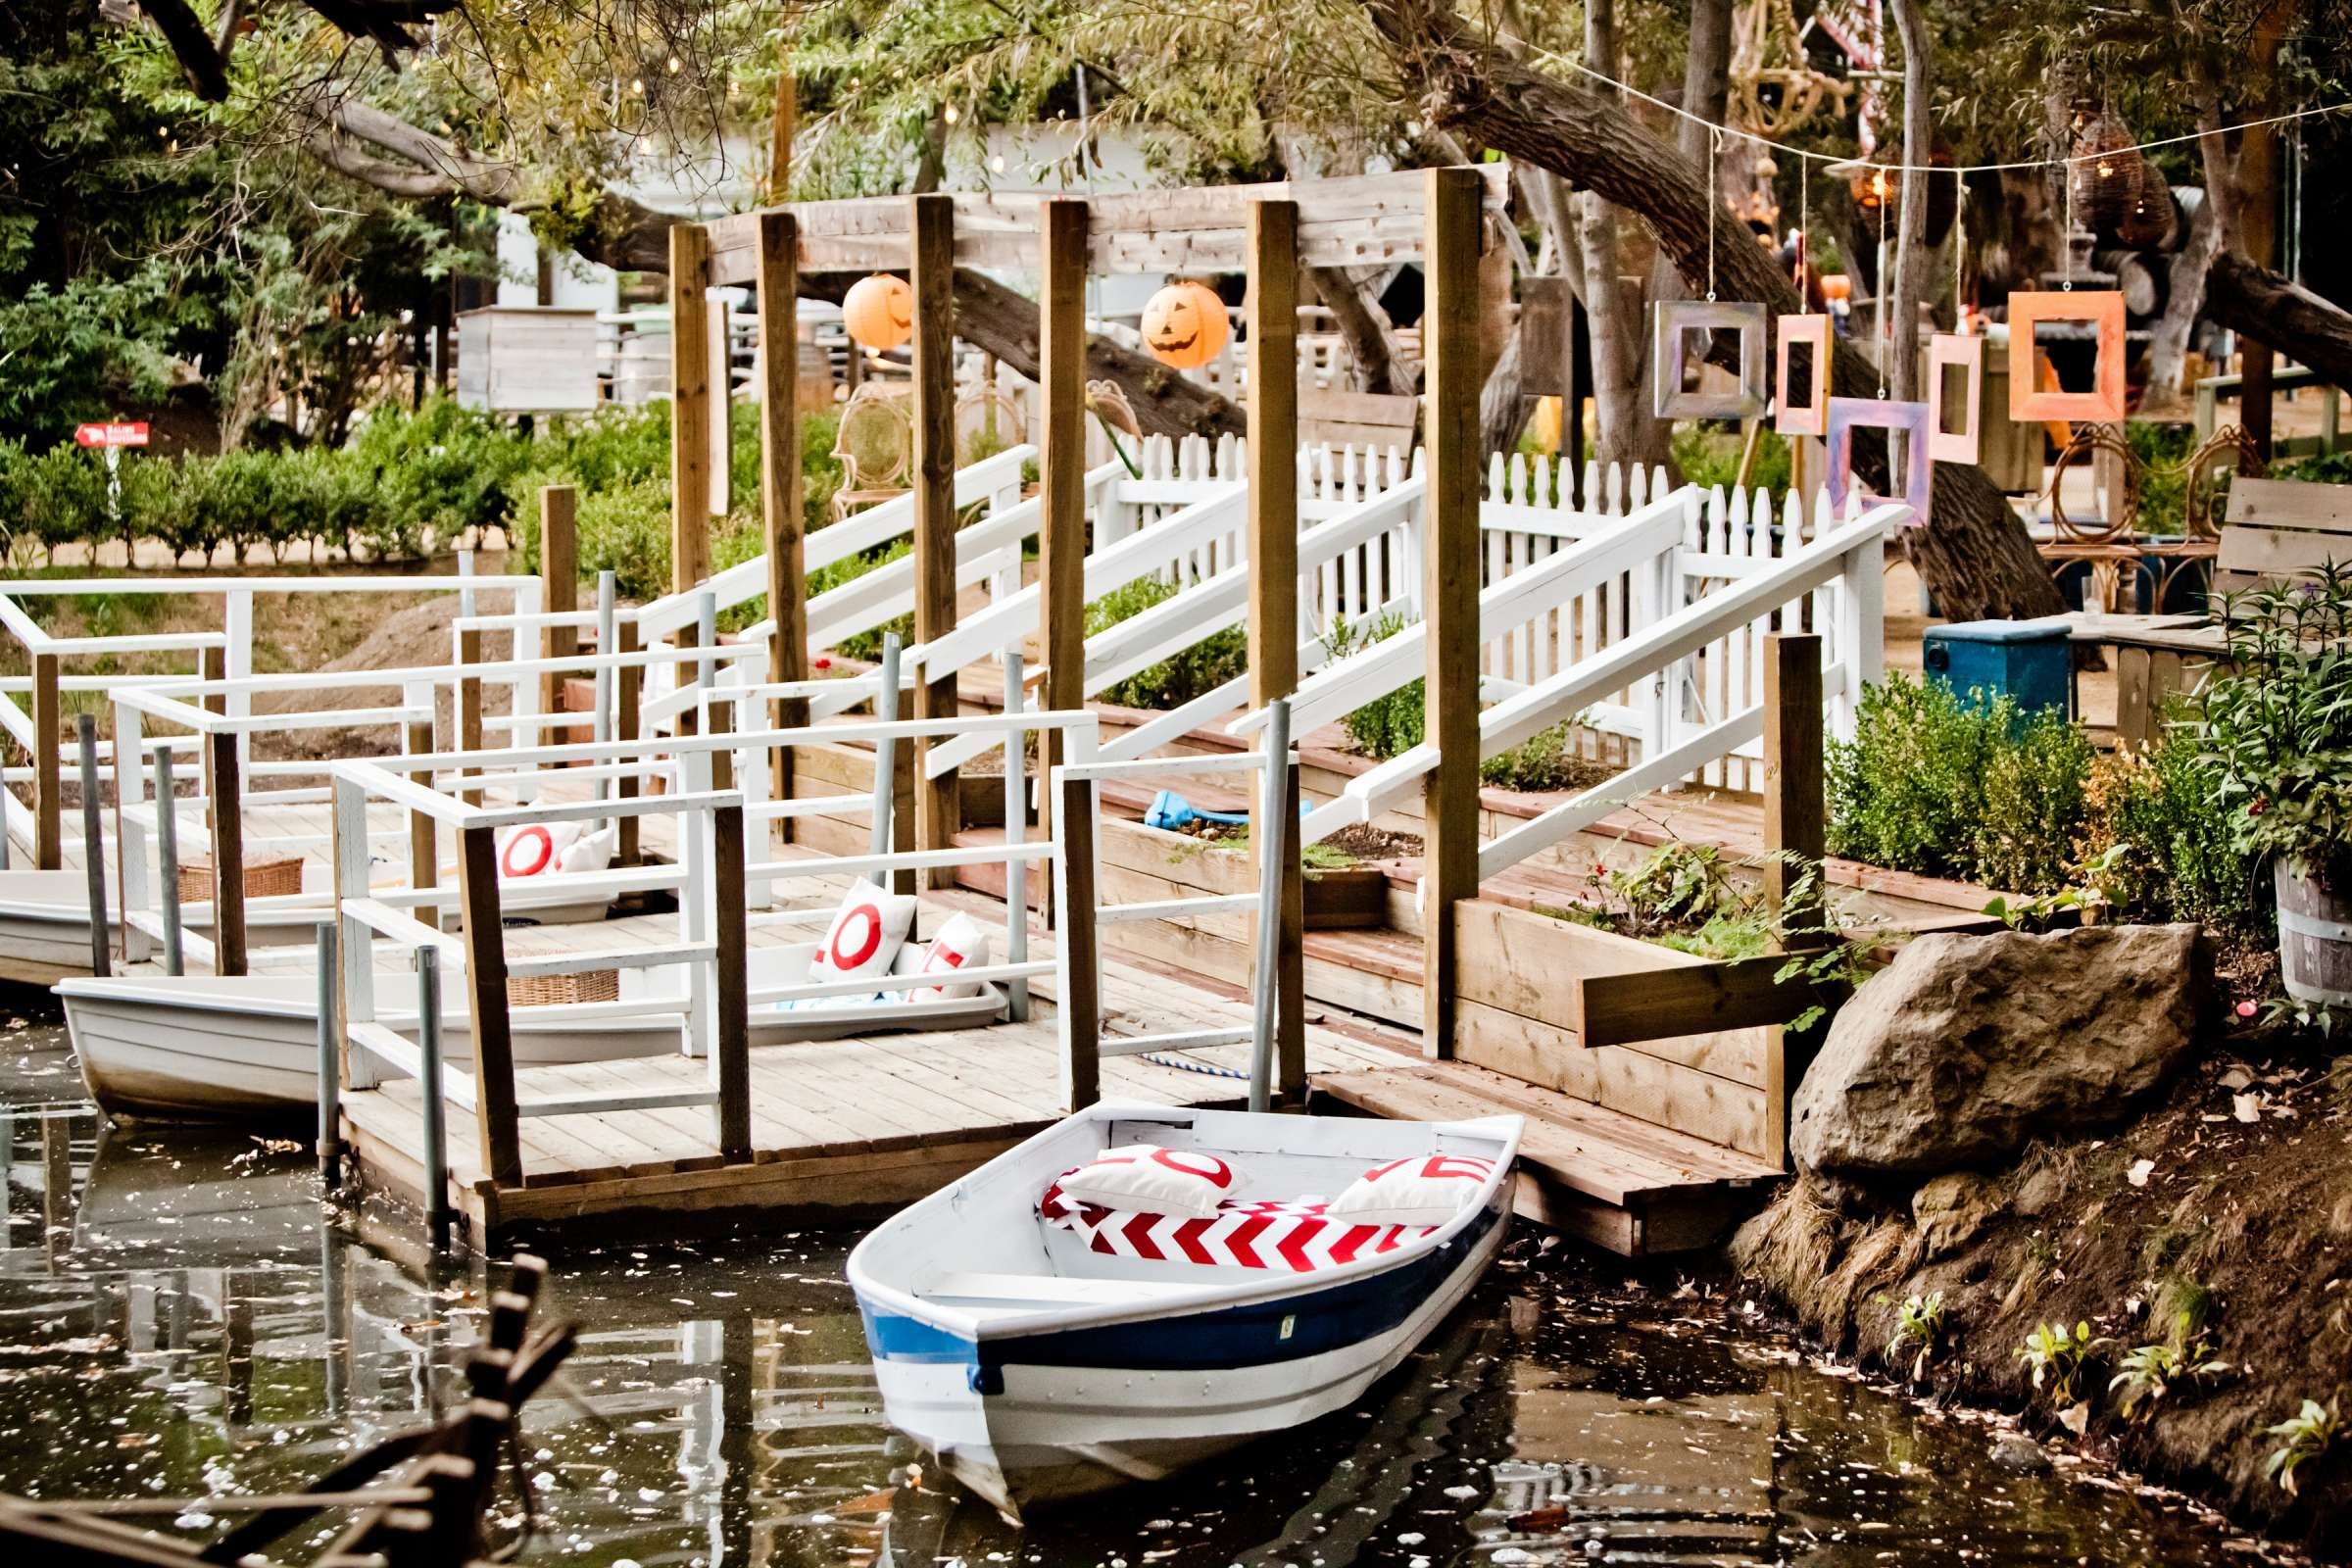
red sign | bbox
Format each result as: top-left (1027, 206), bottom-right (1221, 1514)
top-left (74, 422), bottom-right (149, 449)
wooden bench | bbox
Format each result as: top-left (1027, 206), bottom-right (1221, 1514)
top-left (2215, 476), bottom-right (2352, 593)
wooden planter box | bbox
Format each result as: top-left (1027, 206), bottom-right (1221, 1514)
top-left (1102, 815), bottom-right (1386, 930)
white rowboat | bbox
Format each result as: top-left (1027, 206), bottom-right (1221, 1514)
top-left (848, 1102), bottom-right (1521, 1520)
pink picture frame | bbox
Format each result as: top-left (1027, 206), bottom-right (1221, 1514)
top-left (1927, 332), bottom-right (1984, 464)
top-left (1775, 314), bottom-right (1833, 437)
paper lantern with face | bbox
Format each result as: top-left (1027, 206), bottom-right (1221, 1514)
top-left (844, 273), bottom-right (914, 352)
top-left (1142, 280), bottom-right (1230, 368)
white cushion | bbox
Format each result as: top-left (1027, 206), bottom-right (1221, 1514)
top-left (557, 825), bottom-right (617, 875)
top-left (1326, 1153), bottom-right (1496, 1228)
top-left (1055, 1145), bottom-right (1242, 1219)
top-left (908, 911), bottom-right (993, 1002)
top-left (808, 878), bottom-right (915, 987)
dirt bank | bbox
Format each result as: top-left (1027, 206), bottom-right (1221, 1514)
top-left (1734, 1023), bottom-right (2352, 1556)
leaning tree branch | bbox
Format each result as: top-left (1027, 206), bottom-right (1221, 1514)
top-left (2205, 252), bottom-right (2352, 396)
top-left (135, 0), bottom-right (230, 100)
top-left (1361, 0), bottom-right (2065, 620)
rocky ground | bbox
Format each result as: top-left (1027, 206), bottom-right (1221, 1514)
top-left (1731, 923), bottom-right (2352, 1557)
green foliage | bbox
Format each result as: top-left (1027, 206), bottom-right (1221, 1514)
top-left (1669, 424), bottom-right (1794, 496)
top-left (1083, 573), bottom-right (1250, 710)
top-left (1976, 710), bottom-right (2098, 893)
top-left (1323, 612), bottom-right (1424, 759)
top-left (2109, 1313), bottom-right (2230, 1420)
top-left (2264, 1399), bottom-right (2338, 1495)
top-left (2191, 565), bottom-right (2352, 877)
top-left (1883, 1292), bottom-right (1945, 1385)
top-left (2018, 1320), bottom-right (2103, 1405)
top-left (1829, 672), bottom-right (2009, 881)
top-left (0, 441), bottom-right (109, 566)
top-left (1982, 845), bottom-right (2127, 932)
top-left (2126, 422), bottom-right (2198, 538)
top-left (2084, 721), bottom-right (2265, 935)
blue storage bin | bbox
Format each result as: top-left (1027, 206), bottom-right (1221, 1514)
top-left (1922, 617), bottom-right (2074, 722)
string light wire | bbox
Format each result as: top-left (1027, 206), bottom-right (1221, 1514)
top-left (1530, 48), bottom-right (2349, 176)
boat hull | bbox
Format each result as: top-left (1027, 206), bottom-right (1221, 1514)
top-left (859, 1183), bottom-right (1510, 1517)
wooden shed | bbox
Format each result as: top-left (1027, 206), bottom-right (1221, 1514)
top-left (455, 307), bottom-right (602, 414)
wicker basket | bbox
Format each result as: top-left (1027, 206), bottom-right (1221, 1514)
top-left (178, 855), bottom-right (303, 905)
top-left (2114, 156), bottom-right (2175, 248)
top-left (2069, 114), bottom-right (2145, 234)
top-left (507, 968), bottom-right (619, 1008)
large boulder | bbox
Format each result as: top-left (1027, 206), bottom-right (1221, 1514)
top-left (1790, 924), bottom-right (2209, 1179)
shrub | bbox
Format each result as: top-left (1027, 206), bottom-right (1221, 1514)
top-left (1829, 672), bottom-right (2007, 881)
top-left (2084, 719), bottom-right (2264, 934)
top-left (0, 443), bottom-right (109, 565)
top-left (2193, 564), bottom-right (2352, 877)
top-left (1323, 611), bottom-right (1425, 759)
top-left (1974, 709), bottom-right (2097, 893)
top-left (346, 395), bottom-right (532, 548)
top-left (1083, 572), bottom-right (1250, 710)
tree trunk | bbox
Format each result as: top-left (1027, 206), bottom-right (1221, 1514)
top-left (1363, 0), bottom-right (2063, 619)
top-left (2139, 80), bottom-right (2230, 417)
top-left (1886, 0), bottom-right (1935, 404)
top-left (1574, 0), bottom-right (1674, 477)
top-left (1309, 266), bottom-right (1410, 395)
top-left (2204, 252), bottom-right (2352, 394)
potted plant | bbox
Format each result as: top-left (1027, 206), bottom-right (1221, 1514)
top-left (2193, 564), bottom-right (2352, 1007)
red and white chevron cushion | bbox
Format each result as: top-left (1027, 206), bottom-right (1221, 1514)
top-left (1326, 1153), bottom-right (1497, 1228)
top-left (1040, 1182), bottom-right (1434, 1273)
top-left (1054, 1145), bottom-right (1238, 1219)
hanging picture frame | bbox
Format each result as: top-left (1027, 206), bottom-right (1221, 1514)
top-left (1826, 396), bottom-right (1934, 528)
top-left (1651, 300), bottom-right (1768, 418)
top-left (1927, 332), bottom-right (1984, 463)
top-left (1775, 314), bottom-right (1833, 436)
top-left (2007, 291), bottom-right (2127, 422)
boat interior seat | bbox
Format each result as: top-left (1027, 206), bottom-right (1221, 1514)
top-left (924, 1270), bottom-right (1211, 1306)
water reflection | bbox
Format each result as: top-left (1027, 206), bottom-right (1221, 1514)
top-left (0, 1001), bottom-right (2288, 1567)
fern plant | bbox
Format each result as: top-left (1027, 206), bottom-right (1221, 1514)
top-left (2018, 1320), bottom-right (2103, 1404)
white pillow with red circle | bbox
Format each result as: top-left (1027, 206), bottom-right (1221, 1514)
top-left (907, 911), bottom-right (994, 1003)
top-left (1326, 1153), bottom-right (1497, 1228)
top-left (808, 877), bottom-right (916, 987)
top-left (495, 821), bottom-right (616, 880)
top-left (1055, 1145), bottom-right (1241, 1218)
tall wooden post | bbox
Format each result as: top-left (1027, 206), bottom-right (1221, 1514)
top-left (756, 212), bottom-right (807, 832)
top-left (911, 193), bottom-right (962, 883)
top-left (1246, 199), bottom-right (1307, 1099)
top-left (455, 824), bottom-right (523, 1191)
top-left (30, 651), bottom-right (59, 869)
top-left (538, 484), bottom-right (577, 719)
top-left (767, 64), bottom-right (796, 204)
top-left (1762, 632), bottom-right (1827, 1168)
top-left (208, 728), bottom-right (247, 978)
top-left (1419, 167), bottom-right (1485, 1061)
top-left (671, 222), bottom-right (715, 595)
top-left (1036, 197), bottom-right (1089, 888)
top-left (711, 803), bottom-right (752, 1162)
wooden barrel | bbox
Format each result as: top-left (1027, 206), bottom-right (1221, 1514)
top-left (2276, 858), bottom-right (2352, 1005)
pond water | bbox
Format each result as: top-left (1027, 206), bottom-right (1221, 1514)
top-left (0, 987), bottom-right (2295, 1566)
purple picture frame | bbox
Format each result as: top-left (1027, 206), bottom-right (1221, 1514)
top-left (1827, 396), bottom-right (1934, 528)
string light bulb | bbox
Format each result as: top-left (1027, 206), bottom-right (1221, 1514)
top-left (944, 103), bottom-right (959, 124)
top-left (667, 54), bottom-right (682, 74)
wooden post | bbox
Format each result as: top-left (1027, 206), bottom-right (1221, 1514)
top-left (756, 212), bottom-right (808, 829)
top-left (711, 803), bottom-right (751, 1162)
top-left (458, 624), bottom-right (485, 806)
top-left (1246, 199), bottom-right (1307, 1099)
top-left (1419, 167), bottom-right (1484, 1061)
top-left (29, 651), bottom-right (59, 870)
top-left (911, 192), bottom-right (962, 883)
top-left (616, 618), bottom-right (642, 866)
top-left (455, 823), bottom-right (523, 1190)
top-left (767, 65), bottom-right (796, 204)
top-left (1763, 632), bottom-right (1827, 1168)
top-left (208, 728), bottom-right (247, 978)
top-left (1054, 773), bottom-right (1101, 1109)
top-left (538, 485), bottom-right (577, 719)
top-left (1036, 198), bottom-right (1089, 870)
top-left (671, 222), bottom-right (716, 594)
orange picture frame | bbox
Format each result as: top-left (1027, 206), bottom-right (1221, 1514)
top-left (2007, 290), bottom-right (2126, 423)
top-left (1775, 314), bottom-right (1833, 437)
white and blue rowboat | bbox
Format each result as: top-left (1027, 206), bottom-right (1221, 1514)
top-left (848, 1102), bottom-right (1522, 1520)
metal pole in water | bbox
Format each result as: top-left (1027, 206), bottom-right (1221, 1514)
top-left (316, 920), bottom-right (342, 1188)
top-left (1247, 698), bottom-right (1292, 1114)
top-left (76, 714), bottom-right (110, 978)
top-left (153, 742), bottom-right (183, 977)
top-left (1004, 652), bottom-right (1029, 1021)
top-left (416, 948), bottom-right (450, 1246)
top-left (872, 633), bottom-right (902, 856)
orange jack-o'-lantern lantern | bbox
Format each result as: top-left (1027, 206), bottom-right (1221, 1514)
top-left (844, 273), bottom-right (914, 352)
top-left (1141, 279), bottom-right (1230, 368)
